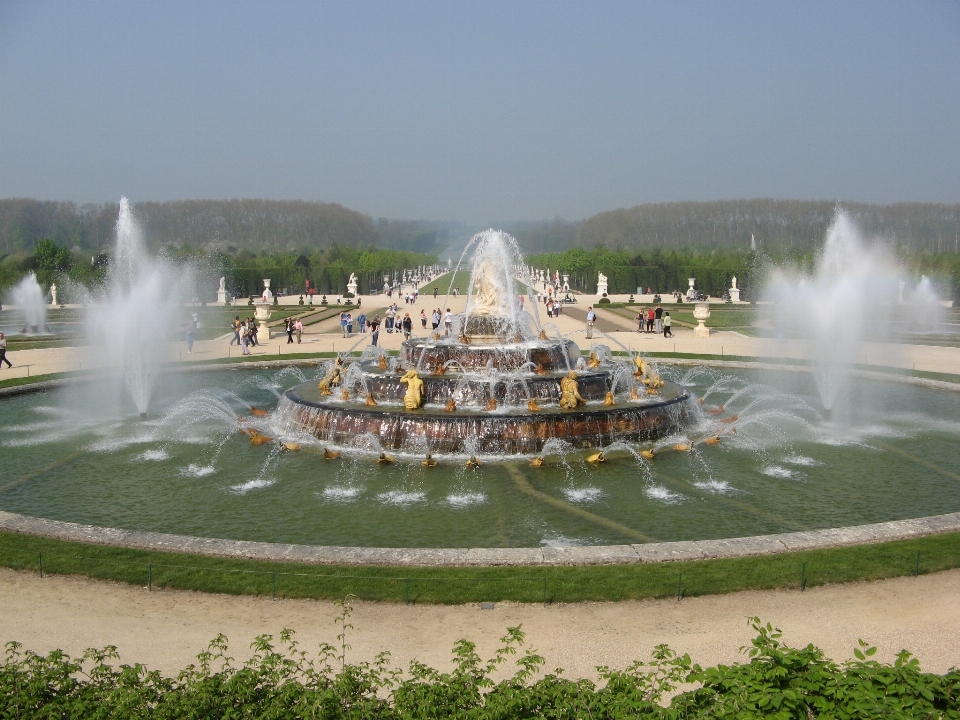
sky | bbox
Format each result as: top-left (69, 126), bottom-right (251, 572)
top-left (1, 0), bottom-right (958, 224)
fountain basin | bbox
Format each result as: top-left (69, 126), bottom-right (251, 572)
top-left (281, 379), bottom-right (689, 453)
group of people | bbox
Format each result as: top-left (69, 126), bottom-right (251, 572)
top-left (636, 305), bottom-right (672, 337)
top-left (229, 315), bottom-right (259, 355)
top-left (284, 317), bottom-right (304, 343)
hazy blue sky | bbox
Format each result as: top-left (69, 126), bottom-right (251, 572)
top-left (1, 0), bottom-right (958, 223)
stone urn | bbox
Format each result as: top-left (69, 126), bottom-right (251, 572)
top-left (693, 302), bottom-right (711, 337)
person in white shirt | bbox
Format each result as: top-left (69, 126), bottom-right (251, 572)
top-left (586, 307), bottom-right (596, 338)
top-left (444, 309), bottom-right (453, 336)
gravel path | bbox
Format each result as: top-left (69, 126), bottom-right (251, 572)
top-left (2, 567), bottom-right (958, 679)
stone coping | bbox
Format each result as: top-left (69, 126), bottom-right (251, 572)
top-left (1, 359), bottom-right (959, 567)
top-left (1, 509), bottom-right (958, 567)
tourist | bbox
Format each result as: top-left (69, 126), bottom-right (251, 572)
top-left (239, 322), bottom-right (251, 355)
top-left (0, 333), bottom-right (11, 368)
top-left (285, 318), bottom-right (294, 344)
top-left (654, 304), bottom-right (663, 334)
top-left (385, 305), bottom-right (396, 333)
top-left (369, 315), bottom-right (380, 346)
top-left (636, 310), bottom-right (644, 333)
top-left (229, 316), bottom-right (241, 345)
top-left (646, 307), bottom-right (655, 333)
top-left (185, 321), bottom-right (195, 354)
top-left (663, 312), bottom-right (672, 337)
top-left (420, 309), bottom-right (427, 329)
top-left (586, 306), bottom-right (596, 338)
top-left (444, 308), bottom-right (453, 336)
top-left (295, 318), bottom-right (303, 343)
top-left (340, 311), bottom-right (349, 338)
top-left (402, 312), bottom-right (412, 339)
top-left (248, 318), bottom-right (258, 346)
top-left (346, 313), bottom-right (353, 337)
top-left (432, 309), bottom-right (441, 331)
top-left (433, 287), bottom-right (438, 299)
top-left (357, 313), bottom-right (367, 333)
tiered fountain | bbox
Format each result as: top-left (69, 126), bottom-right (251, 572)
top-left (278, 231), bottom-right (691, 456)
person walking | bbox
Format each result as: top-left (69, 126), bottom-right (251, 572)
top-left (402, 312), bottom-right (413, 339)
top-left (586, 306), bottom-right (596, 339)
top-left (646, 307), bottom-right (655, 333)
top-left (340, 311), bottom-right (348, 338)
top-left (230, 316), bottom-right (241, 345)
top-left (663, 311), bottom-right (672, 337)
top-left (295, 318), bottom-right (303, 344)
top-left (358, 313), bottom-right (367, 333)
top-left (369, 315), bottom-right (380, 346)
top-left (385, 306), bottom-right (396, 333)
top-left (444, 308), bottom-right (453, 336)
top-left (239, 322), bottom-right (251, 355)
top-left (420, 309), bottom-right (427, 329)
top-left (432, 308), bottom-right (441, 331)
top-left (0, 333), bottom-right (12, 368)
top-left (346, 313), bottom-right (353, 337)
top-left (636, 310), bottom-right (644, 333)
top-left (286, 318), bottom-right (294, 344)
top-left (654, 304), bottom-right (663, 334)
top-left (433, 287), bottom-right (438, 299)
top-left (185, 321), bottom-right (195, 354)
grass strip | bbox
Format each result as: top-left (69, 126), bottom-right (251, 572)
top-left (1, 528), bottom-right (957, 604)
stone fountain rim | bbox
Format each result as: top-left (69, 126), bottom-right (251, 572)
top-left (1, 359), bottom-right (959, 567)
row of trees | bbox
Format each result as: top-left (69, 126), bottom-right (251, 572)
top-left (528, 247), bottom-right (761, 299)
top-left (576, 200), bottom-right (960, 255)
top-left (0, 199), bottom-right (452, 255)
top-left (528, 245), bottom-right (960, 303)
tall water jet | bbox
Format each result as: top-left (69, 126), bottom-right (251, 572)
top-left (8, 273), bottom-right (48, 333)
top-left (763, 210), bottom-right (939, 417)
top-left (85, 198), bottom-right (183, 418)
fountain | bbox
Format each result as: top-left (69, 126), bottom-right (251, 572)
top-left (82, 197), bottom-right (184, 418)
top-left (276, 230), bottom-right (691, 456)
top-left (8, 273), bottom-right (49, 334)
top-left (764, 209), bottom-right (941, 417)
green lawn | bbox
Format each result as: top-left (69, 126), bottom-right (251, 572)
top-left (1, 528), bottom-right (958, 604)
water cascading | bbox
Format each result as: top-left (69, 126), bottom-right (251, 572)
top-left (277, 229), bottom-right (692, 458)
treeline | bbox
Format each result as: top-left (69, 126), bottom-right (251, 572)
top-left (528, 246), bottom-right (762, 299)
top-left (528, 245), bottom-right (960, 302)
top-left (0, 240), bottom-right (436, 303)
top-left (577, 200), bottom-right (960, 255)
top-left (0, 199), bottom-right (449, 254)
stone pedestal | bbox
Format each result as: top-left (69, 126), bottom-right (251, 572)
top-left (729, 287), bottom-right (740, 303)
top-left (693, 302), bottom-right (711, 337)
top-left (255, 304), bottom-right (271, 339)
top-left (347, 280), bottom-right (359, 298)
top-left (217, 289), bottom-right (228, 305)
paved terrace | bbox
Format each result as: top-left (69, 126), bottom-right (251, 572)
top-left (3, 290), bottom-right (958, 377)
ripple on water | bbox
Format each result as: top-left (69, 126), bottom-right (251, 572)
top-left (445, 492), bottom-right (486, 508)
top-left (377, 490), bottom-right (426, 506)
top-left (321, 486), bottom-right (361, 502)
top-left (693, 479), bottom-right (733, 494)
top-left (179, 463), bottom-right (216, 478)
top-left (135, 449), bottom-right (169, 461)
top-left (645, 485), bottom-right (684, 504)
top-left (783, 455), bottom-right (821, 467)
top-left (230, 477), bottom-right (275, 494)
top-left (762, 465), bottom-right (797, 479)
top-left (562, 487), bottom-right (605, 503)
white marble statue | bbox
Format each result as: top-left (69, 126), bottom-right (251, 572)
top-left (50, 283), bottom-right (58, 306)
top-left (470, 259), bottom-right (503, 316)
top-left (219, 276), bottom-right (226, 292)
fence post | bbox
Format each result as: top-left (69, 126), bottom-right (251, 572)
top-left (676, 572), bottom-right (682, 601)
top-left (272, 572), bottom-right (277, 600)
top-left (915, 551), bottom-right (921, 577)
top-left (38, 552), bottom-right (43, 578)
top-left (800, 562), bottom-right (807, 592)
top-left (404, 578), bottom-right (410, 604)
top-left (148, 564), bottom-right (152, 591)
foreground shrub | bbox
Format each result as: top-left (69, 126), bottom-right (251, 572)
top-left (2, 615), bottom-right (958, 719)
